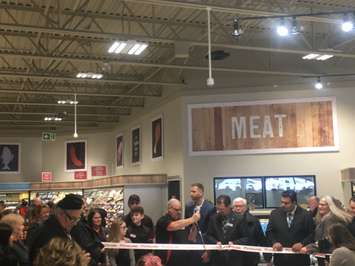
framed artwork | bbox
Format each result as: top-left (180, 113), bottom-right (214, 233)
top-left (152, 115), bottom-right (163, 160)
top-left (131, 127), bottom-right (141, 164)
top-left (65, 140), bottom-right (87, 171)
top-left (0, 144), bottom-right (20, 173)
top-left (116, 134), bottom-right (124, 168)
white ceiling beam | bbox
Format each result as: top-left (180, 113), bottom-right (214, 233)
top-left (124, 0), bottom-right (340, 24)
top-left (0, 51), bottom-right (319, 77)
top-left (0, 87), bottom-right (154, 99)
top-left (0, 111), bottom-right (125, 117)
top-left (0, 70), bottom-right (184, 87)
top-left (1, 23), bottom-right (355, 61)
top-left (0, 101), bottom-right (133, 110)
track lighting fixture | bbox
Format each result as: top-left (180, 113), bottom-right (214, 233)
top-left (276, 19), bottom-right (289, 37)
top-left (232, 18), bottom-right (243, 38)
top-left (341, 14), bottom-right (354, 32)
top-left (314, 77), bottom-right (323, 90)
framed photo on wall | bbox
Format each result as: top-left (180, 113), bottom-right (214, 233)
top-left (0, 144), bottom-right (20, 173)
top-left (116, 134), bottom-right (124, 168)
top-left (65, 140), bottom-right (87, 171)
top-left (131, 127), bottom-right (141, 164)
top-left (152, 115), bottom-right (163, 160)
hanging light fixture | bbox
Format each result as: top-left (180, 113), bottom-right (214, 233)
top-left (341, 14), bottom-right (354, 32)
top-left (206, 7), bottom-right (214, 87)
top-left (73, 94), bottom-right (78, 138)
top-left (290, 17), bottom-right (300, 35)
top-left (232, 18), bottom-right (243, 38)
top-left (276, 19), bottom-right (289, 37)
top-left (314, 77), bottom-right (323, 90)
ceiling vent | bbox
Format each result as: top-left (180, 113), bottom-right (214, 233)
top-left (205, 50), bottom-right (230, 61)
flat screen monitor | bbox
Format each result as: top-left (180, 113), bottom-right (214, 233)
top-left (214, 175), bottom-right (316, 209)
top-left (214, 177), bottom-right (263, 208)
top-left (265, 175), bottom-right (316, 208)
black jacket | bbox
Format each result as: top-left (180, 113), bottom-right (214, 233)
top-left (236, 211), bottom-right (269, 266)
top-left (71, 217), bottom-right (105, 266)
top-left (266, 206), bottom-right (315, 266)
top-left (206, 211), bottom-right (243, 266)
top-left (28, 215), bottom-right (72, 265)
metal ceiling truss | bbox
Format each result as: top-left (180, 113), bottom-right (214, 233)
top-left (0, 0), bottom-right (354, 133)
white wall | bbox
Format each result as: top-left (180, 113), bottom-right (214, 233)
top-left (41, 131), bottom-right (115, 181)
top-left (182, 86), bottom-right (355, 204)
top-left (112, 97), bottom-right (184, 179)
top-left (0, 137), bottom-right (42, 182)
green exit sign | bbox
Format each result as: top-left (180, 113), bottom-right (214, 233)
top-left (42, 132), bottom-right (56, 141)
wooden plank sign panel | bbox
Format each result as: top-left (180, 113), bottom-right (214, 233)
top-left (188, 97), bottom-right (339, 155)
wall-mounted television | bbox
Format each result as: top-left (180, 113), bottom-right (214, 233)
top-left (214, 175), bottom-right (316, 209)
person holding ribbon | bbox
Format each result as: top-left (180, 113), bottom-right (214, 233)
top-left (266, 190), bottom-right (315, 266)
top-left (155, 198), bottom-right (200, 266)
top-left (205, 195), bottom-right (244, 266)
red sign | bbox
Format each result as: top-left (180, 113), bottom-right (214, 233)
top-left (41, 171), bottom-right (53, 182)
top-left (91, 165), bottom-right (107, 177)
top-left (74, 171), bottom-right (87, 180)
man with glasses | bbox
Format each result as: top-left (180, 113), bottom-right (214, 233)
top-left (155, 198), bottom-right (200, 266)
top-left (28, 193), bottom-right (84, 265)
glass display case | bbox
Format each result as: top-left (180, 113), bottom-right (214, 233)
top-left (30, 190), bottom-right (83, 204)
top-left (84, 187), bottom-right (124, 223)
top-left (0, 192), bottom-right (29, 209)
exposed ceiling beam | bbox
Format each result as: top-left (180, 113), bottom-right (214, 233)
top-left (0, 119), bottom-right (118, 125)
top-left (0, 80), bottom-right (161, 98)
top-left (0, 1), bottom-right (339, 24)
top-left (124, 0), bottom-right (339, 24)
top-left (1, 23), bottom-right (355, 61)
top-left (0, 88), bottom-right (155, 99)
top-left (0, 70), bottom-right (184, 87)
top-left (0, 111), bottom-right (123, 117)
top-left (0, 101), bottom-right (133, 110)
top-left (0, 50), bottom-right (320, 77)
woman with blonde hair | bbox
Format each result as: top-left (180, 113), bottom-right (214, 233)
top-left (1, 213), bottom-right (28, 266)
top-left (106, 218), bottom-right (135, 266)
top-left (34, 237), bottom-right (90, 266)
top-left (301, 196), bottom-right (354, 266)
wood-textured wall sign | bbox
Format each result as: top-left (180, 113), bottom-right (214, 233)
top-left (188, 97), bottom-right (339, 155)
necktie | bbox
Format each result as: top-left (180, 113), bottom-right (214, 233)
top-left (287, 213), bottom-right (293, 228)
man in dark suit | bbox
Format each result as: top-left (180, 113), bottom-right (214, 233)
top-left (185, 183), bottom-right (215, 265)
top-left (266, 190), bottom-right (315, 266)
top-left (206, 195), bottom-right (243, 266)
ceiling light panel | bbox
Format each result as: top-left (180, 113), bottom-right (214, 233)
top-left (302, 54), bottom-right (334, 61)
top-left (108, 41), bottom-right (148, 56)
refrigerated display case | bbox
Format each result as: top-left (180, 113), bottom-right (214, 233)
top-left (84, 187), bottom-right (124, 222)
top-left (0, 192), bottom-right (29, 210)
top-left (30, 190), bottom-right (83, 204)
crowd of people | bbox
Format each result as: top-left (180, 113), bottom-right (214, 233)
top-left (1, 185), bottom-right (355, 266)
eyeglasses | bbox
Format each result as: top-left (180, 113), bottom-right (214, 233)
top-left (171, 207), bottom-right (182, 212)
top-left (63, 211), bottom-right (81, 224)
